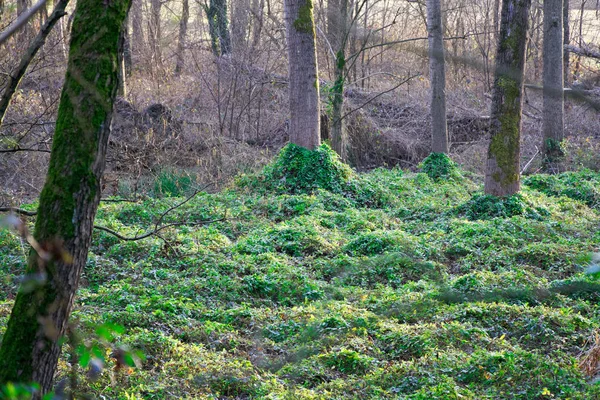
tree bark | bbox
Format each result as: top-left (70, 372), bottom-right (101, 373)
top-left (205, 0), bottom-right (231, 56)
top-left (284, 0), bottom-right (321, 150)
top-left (484, 0), bottom-right (532, 197)
top-left (427, 0), bottom-right (449, 154)
top-left (542, 0), bottom-right (564, 170)
top-left (563, 0), bottom-right (569, 85)
top-left (175, 0), bottom-right (189, 74)
top-left (0, 0), bottom-right (131, 394)
top-left (330, 0), bottom-right (347, 160)
top-left (149, 0), bottom-right (162, 67)
top-left (130, 0), bottom-right (144, 64)
top-left (17, 0), bottom-right (33, 42)
top-left (231, 0), bottom-right (249, 53)
top-left (0, 0), bottom-right (69, 127)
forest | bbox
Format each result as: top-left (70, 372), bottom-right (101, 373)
top-left (0, 0), bottom-right (599, 398)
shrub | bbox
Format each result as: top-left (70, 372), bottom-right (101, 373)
top-left (419, 153), bottom-right (461, 181)
top-left (260, 143), bottom-right (354, 194)
top-left (153, 168), bottom-right (194, 197)
top-left (456, 193), bottom-right (547, 220)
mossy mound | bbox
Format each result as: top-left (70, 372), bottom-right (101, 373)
top-left (419, 152), bottom-right (461, 181)
top-left (456, 193), bottom-right (548, 220)
top-left (249, 143), bottom-right (354, 194)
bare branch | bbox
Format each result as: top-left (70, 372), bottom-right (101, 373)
top-left (0, 0), bottom-right (49, 45)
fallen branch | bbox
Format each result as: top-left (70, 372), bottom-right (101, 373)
top-left (565, 44), bottom-right (600, 60)
top-left (94, 217), bottom-right (225, 241)
top-left (1, 185), bottom-right (222, 242)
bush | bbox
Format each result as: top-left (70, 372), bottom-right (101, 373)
top-left (456, 193), bottom-right (546, 220)
top-left (419, 153), bottom-right (461, 181)
top-left (153, 168), bottom-right (194, 197)
top-left (259, 143), bottom-right (354, 194)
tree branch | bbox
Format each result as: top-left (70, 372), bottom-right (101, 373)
top-left (0, 0), bottom-right (70, 126)
top-left (0, 0), bottom-right (50, 45)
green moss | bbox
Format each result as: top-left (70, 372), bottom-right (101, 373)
top-left (293, 0), bottom-right (315, 34)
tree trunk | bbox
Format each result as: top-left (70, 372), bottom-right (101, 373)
top-left (327, 0), bottom-right (341, 48)
top-left (484, 0), bottom-right (532, 197)
top-left (131, 0), bottom-right (144, 64)
top-left (149, 0), bottom-right (162, 67)
top-left (542, 0), bottom-right (564, 170)
top-left (329, 0), bottom-right (347, 159)
top-left (17, 0), bottom-right (33, 42)
top-left (284, 0), bottom-right (321, 150)
top-left (0, 0), bottom-right (69, 126)
top-left (427, 0), bottom-right (449, 154)
top-left (175, 0), bottom-right (189, 74)
top-left (563, 0), bottom-right (569, 85)
top-left (250, 0), bottom-right (264, 50)
top-left (205, 0), bottom-right (231, 56)
top-left (231, 0), bottom-right (249, 53)
top-left (0, 0), bottom-right (131, 394)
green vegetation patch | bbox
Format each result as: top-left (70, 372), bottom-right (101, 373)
top-left (419, 152), bottom-right (461, 181)
top-left (2, 159), bottom-right (600, 399)
top-left (524, 169), bottom-right (600, 209)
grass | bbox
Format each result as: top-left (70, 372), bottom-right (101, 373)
top-left (1, 149), bottom-right (600, 399)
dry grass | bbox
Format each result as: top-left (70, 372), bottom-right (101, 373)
top-left (579, 331), bottom-right (600, 381)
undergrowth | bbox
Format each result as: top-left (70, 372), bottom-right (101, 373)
top-left (1, 154), bottom-right (599, 399)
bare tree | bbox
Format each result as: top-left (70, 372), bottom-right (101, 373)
top-left (284, 0), bottom-right (320, 149)
top-left (484, 0), bottom-right (532, 196)
top-left (427, 0), bottom-right (449, 154)
top-left (563, 0), bottom-right (569, 85)
top-left (542, 0), bottom-right (564, 170)
top-left (0, 0), bottom-right (131, 394)
top-left (131, 0), bottom-right (144, 65)
top-left (149, 0), bottom-right (162, 67)
top-left (175, 0), bottom-right (189, 75)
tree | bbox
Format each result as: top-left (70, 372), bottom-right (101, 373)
top-left (563, 0), bottom-right (569, 85)
top-left (149, 0), bottom-right (162, 67)
top-left (484, 0), bottom-right (532, 197)
top-left (283, 0), bottom-right (320, 149)
top-left (205, 0), bottom-right (231, 56)
top-left (0, 0), bottom-right (131, 393)
top-left (175, 0), bottom-right (189, 75)
top-left (329, 0), bottom-right (349, 160)
top-left (542, 0), bottom-right (564, 170)
top-left (130, 0), bottom-right (144, 64)
top-left (427, 0), bottom-right (449, 154)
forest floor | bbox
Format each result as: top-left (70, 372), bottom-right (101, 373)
top-left (1, 147), bottom-right (600, 399)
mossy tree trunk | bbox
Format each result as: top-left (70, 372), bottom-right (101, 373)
top-left (330, 0), bottom-right (348, 160)
top-left (284, 0), bottom-right (321, 150)
top-left (542, 0), bottom-right (564, 171)
top-left (484, 0), bottom-right (532, 197)
top-left (205, 0), bottom-right (231, 56)
top-left (427, 0), bottom-right (449, 154)
top-left (0, 0), bottom-right (131, 394)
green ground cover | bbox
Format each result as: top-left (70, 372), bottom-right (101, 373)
top-left (1, 146), bottom-right (599, 399)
